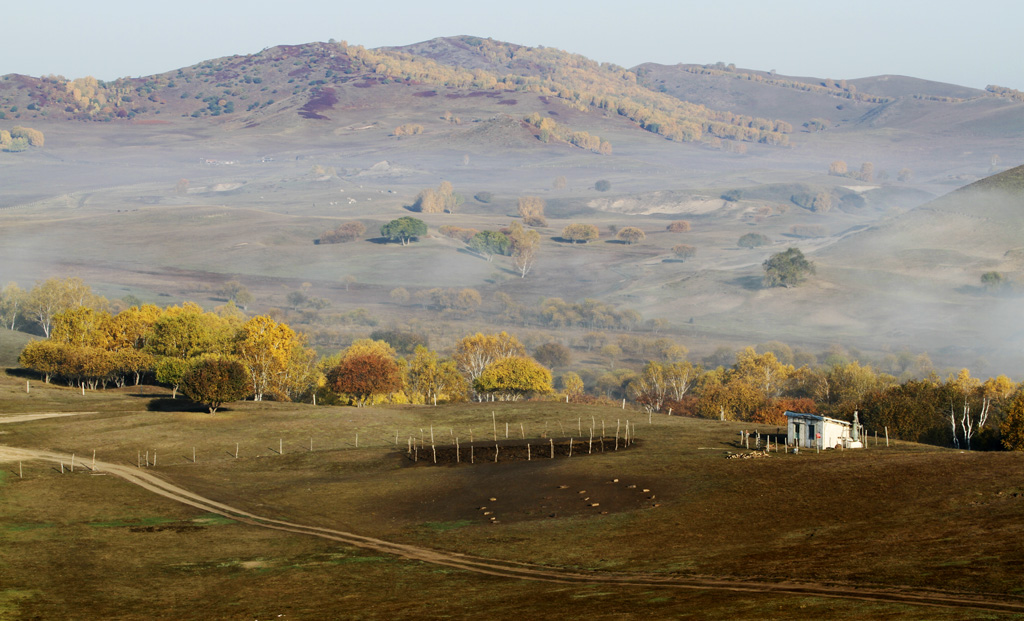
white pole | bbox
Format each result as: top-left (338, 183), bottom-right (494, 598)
top-left (280, 438), bottom-right (283, 454)
top-left (92, 450), bottom-right (96, 471)
top-left (71, 454), bottom-right (75, 472)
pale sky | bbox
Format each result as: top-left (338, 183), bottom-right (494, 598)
top-left (5, 0), bottom-right (1023, 90)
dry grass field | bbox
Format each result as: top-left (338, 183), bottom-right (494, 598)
top-left (2, 373), bottom-right (1023, 619)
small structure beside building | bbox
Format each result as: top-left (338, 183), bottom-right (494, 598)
top-left (785, 411), bottom-right (863, 450)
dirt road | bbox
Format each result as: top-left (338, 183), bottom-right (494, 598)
top-left (2, 444), bottom-right (1023, 615)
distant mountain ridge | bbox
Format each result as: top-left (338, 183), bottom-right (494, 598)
top-left (2, 35), bottom-right (1017, 147)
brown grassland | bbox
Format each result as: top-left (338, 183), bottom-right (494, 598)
top-left (2, 373), bottom-right (1024, 619)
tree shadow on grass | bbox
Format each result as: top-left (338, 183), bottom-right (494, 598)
top-left (729, 275), bottom-right (765, 291)
top-left (146, 398), bottom-right (208, 413)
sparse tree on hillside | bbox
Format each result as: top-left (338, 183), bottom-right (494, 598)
top-left (859, 162), bottom-right (874, 183)
top-left (219, 281), bottom-right (252, 310)
top-left (738, 232), bottom-right (771, 248)
top-left (763, 248), bottom-right (814, 288)
top-left (181, 358), bottom-right (250, 414)
top-left (617, 227), bottom-right (645, 244)
top-left (553, 175), bottom-right (567, 190)
top-left (897, 168), bottom-right (913, 182)
top-left (380, 217), bottom-right (427, 245)
top-left (594, 179), bottom-right (611, 192)
top-left (468, 230), bottom-right (511, 261)
top-left (517, 196), bottom-right (546, 220)
top-left (667, 220), bottom-right (691, 233)
top-left (561, 223), bottom-right (599, 243)
top-left (508, 222), bottom-right (541, 278)
top-left (828, 160), bottom-right (848, 176)
top-left (533, 342), bottom-right (571, 369)
top-left (672, 244), bottom-right (696, 260)
top-left (981, 271), bottom-right (1005, 290)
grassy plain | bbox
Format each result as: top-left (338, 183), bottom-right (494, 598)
top-left (2, 373), bottom-right (1023, 618)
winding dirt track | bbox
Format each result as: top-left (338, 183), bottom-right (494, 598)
top-left (3, 444), bottom-right (1024, 615)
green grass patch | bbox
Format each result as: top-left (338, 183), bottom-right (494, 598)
top-left (4, 522), bottom-right (56, 532)
top-left (88, 516), bottom-right (177, 528)
top-left (421, 520), bottom-right (473, 532)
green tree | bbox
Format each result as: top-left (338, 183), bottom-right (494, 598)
top-left (155, 356), bottom-right (194, 399)
top-left (981, 271), bottom-right (1005, 290)
top-left (468, 230), bottom-right (511, 260)
top-left (533, 342), bottom-right (571, 368)
top-left (380, 217), bottom-right (427, 245)
top-left (763, 248), bottom-right (815, 288)
top-left (738, 233), bottom-right (771, 248)
top-left (181, 358), bottom-right (250, 413)
top-left (474, 356), bottom-right (552, 401)
top-left (594, 179), bottom-right (611, 192)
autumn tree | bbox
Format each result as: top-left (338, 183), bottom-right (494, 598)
top-left (406, 345), bottom-right (466, 405)
top-left (763, 248), bottom-right (814, 288)
top-left (320, 221), bottom-right (366, 244)
top-left (380, 217), bottom-right (427, 245)
top-left (1000, 392), bottom-right (1024, 451)
top-left (19, 340), bottom-right (66, 383)
top-left (24, 278), bottom-right (102, 337)
top-left (0, 282), bottom-right (26, 330)
top-left (474, 356), bottom-right (552, 401)
top-left (147, 303), bottom-right (232, 360)
top-left (453, 331), bottom-right (526, 395)
top-left (517, 196), bottom-right (546, 223)
top-left (326, 353), bottom-right (403, 406)
top-left (234, 315), bottom-right (308, 402)
top-left (667, 220), bottom-right (691, 233)
top-left (616, 227), bottom-right (645, 244)
top-left (561, 371), bottom-right (585, 400)
top-left (181, 358), bottom-right (250, 413)
top-left (508, 222), bottom-right (541, 278)
top-left (828, 160), bottom-right (848, 176)
top-left (672, 244), bottom-right (696, 260)
top-left (552, 175), bottom-right (567, 190)
top-left (629, 361), bottom-right (698, 413)
top-left (561, 223), bottom-right (599, 243)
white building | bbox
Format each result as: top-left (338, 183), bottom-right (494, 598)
top-left (785, 411), bottom-right (861, 449)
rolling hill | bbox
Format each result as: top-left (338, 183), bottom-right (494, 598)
top-left (2, 35), bottom-right (1024, 375)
